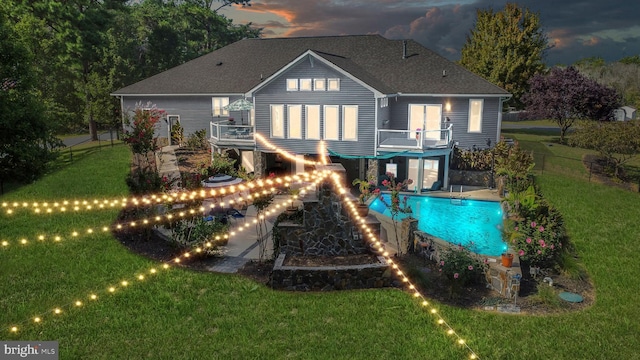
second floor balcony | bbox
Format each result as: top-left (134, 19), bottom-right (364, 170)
top-left (377, 124), bottom-right (453, 152)
top-left (210, 121), bottom-right (255, 147)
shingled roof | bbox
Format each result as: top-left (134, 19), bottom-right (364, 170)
top-left (112, 35), bottom-right (509, 96)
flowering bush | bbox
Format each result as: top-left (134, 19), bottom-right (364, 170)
top-left (508, 200), bottom-right (567, 268)
top-left (379, 172), bottom-right (413, 255)
top-left (122, 102), bottom-right (165, 155)
top-left (379, 172), bottom-right (413, 215)
top-left (439, 244), bottom-right (486, 293)
top-left (352, 176), bottom-right (380, 205)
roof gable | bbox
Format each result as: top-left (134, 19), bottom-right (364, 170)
top-left (112, 35), bottom-right (509, 97)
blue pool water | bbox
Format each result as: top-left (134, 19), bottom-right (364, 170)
top-left (369, 195), bottom-right (507, 256)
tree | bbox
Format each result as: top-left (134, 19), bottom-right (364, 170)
top-left (521, 66), bottom-right (621, 143)
top-left (569, 121), bottom-right (640, 179)
top-left (0, 11), bottom-right (60, 193)
top-left (575, 57), bottom-right (640, 111)
top-left (459, 3), bottom-right (548, 108)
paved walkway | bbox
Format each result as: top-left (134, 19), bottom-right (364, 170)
top-left (157, 146), bottom-right (274, 273)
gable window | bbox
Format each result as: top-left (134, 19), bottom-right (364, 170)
top-left (288, 105), bottom-right (302, 139)
top-left (305, 105), bottom-right (320, 140)
top-left (300, 79), bottom-right (312, 91)
top-left (327, 78), bottom-right (340, 91)
top-left (314, 78), bottom-right (325, 91)
top-left (342, 105), bottom-right (358, 141)
top-left (468, 99), bottom-right (483, 133)
top-left (212, 97), bottom-right (229, 116)
top-left (324, 105), bottom-right (339, 140)
top-left (271, 105), bottom-right (284, 138)
top-left (286, 79), bottom-right (298, 91)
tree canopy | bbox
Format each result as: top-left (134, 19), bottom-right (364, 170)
top-left (521, 66), bottom-right (621, 143)
top-left (574, 56), bottom-right (640, 111)
top-left (459, 3), bottom-right (548, 108)
top-left (2, 0), bottom-right (261, 140)
top-left (0, 10), bottom-right (60, 193)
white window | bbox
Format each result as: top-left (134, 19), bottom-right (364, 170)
top-left (288, 105), bottom-right (302, 139)
top-left (324, 105), bottom-right (339, 140)
top-left (300, 79), bottom-right (312, 91)
top-left (468, 99), bottom-right (483, 133)
top-left (271, 105), bottom-right (284, 138)
top-left (314, 78), bottom-right (325, 91)
top-left (212, 97), bottom-right (229, 116)
top-left (342, 105), bottom-right (358, 141)
top-left (380, 97), bottom-right (388, 108)
top-left (305, 105), bottom-right (320, 140)
top-left (286, 79), bottom-right (298, 91)
top-left (327, 78), bottom-right (340, 91)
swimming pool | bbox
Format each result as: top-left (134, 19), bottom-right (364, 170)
top-left (369, 195), bottom-right (507, 256)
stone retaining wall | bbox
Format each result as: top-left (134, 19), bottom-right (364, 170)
top-left (270, 254), bottom-right (391, 291)
top-left (275, 191), bottom-right (380, 256)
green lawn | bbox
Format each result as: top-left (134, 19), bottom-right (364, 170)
top-left (2, 144), bottom-right (640, 359)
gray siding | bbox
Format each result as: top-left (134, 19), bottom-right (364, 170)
top-left (387, 96), bottom-right (500, 150)
top-left (254, 55), bottom-right (376, 156)
top-left (120, 95), bottom-right (244, 140)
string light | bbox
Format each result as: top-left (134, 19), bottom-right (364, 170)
top-left (3, 139), bottom-right (475, 358)
top-left (1, 184), bottom-right (304, 336)
top-left (328, 172), bottom-right (480, 359)
top-left (1, 171), bottom-right (321, 218)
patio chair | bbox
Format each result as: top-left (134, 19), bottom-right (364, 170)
top-left (423, 180), bottom-right (442, 192)
top-left (226, 128), bottom-right (238, 138)
top-left (236, 128), bottom-right (251, 138)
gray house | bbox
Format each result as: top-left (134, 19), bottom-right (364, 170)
top-left (112, 35), bottom-right (510, 192)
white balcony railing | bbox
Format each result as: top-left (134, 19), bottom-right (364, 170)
top-left (377, 124), bottom-right (452, 150)
top-left (210, 121), bottom-right (255, 144)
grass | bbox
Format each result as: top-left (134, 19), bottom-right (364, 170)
top-left (2, 142), bottom-right (640, 359)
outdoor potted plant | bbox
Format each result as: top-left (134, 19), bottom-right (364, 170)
top-left (285, 187), bottom-right (301, 215)
top-left (352, 177), bottom-right (379, 217)
top-left (501, 252), bottom-right (514, 267)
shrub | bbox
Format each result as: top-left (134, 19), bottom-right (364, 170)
top-left (439, 245), bottom-right (486, 295)
top-left (452, 146), bottom-right (493, 171)
top-left (494, 140), bottom-right (535, 193)
top-left (508, 200), bottom-right (568, 268)
top-left (185, 129), bottom-right (208, 151)
top-left (171, 122), bottom-right (184, 146)
top-left (166, 216), bottom-right (229, 255)
top-left (126, 168), bottom-right (163, 195)
top-left (122, 102), bottom-right (164, 154)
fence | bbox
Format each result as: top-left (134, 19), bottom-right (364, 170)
top-left (62, 128), bottom-right (122, 163)
top-left (530, 151), bottom-right (640, 193)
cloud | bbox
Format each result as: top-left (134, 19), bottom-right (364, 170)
top-left (235, 0), bottom-right (640, 65)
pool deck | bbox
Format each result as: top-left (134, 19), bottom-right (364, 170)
top-left (416, 185), bottom-right (502, 202)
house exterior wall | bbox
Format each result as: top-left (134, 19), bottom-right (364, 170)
top-left (387, 96), bottom-right (501, 150)
top-left (253, 55), bottom-right (377, 156)
top-left (120, 95), bottom-right (244, 139)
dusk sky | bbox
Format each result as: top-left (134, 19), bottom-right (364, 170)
top-left (220, 0), bottom-right (640, 66)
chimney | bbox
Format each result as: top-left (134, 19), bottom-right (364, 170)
top-left (402, 40), bottom-right (407, 59)
top-left (442, 70), bottom-right (447, 77)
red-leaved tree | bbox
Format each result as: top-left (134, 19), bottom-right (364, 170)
top-left (522, 66), bottom-right (621, 143)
